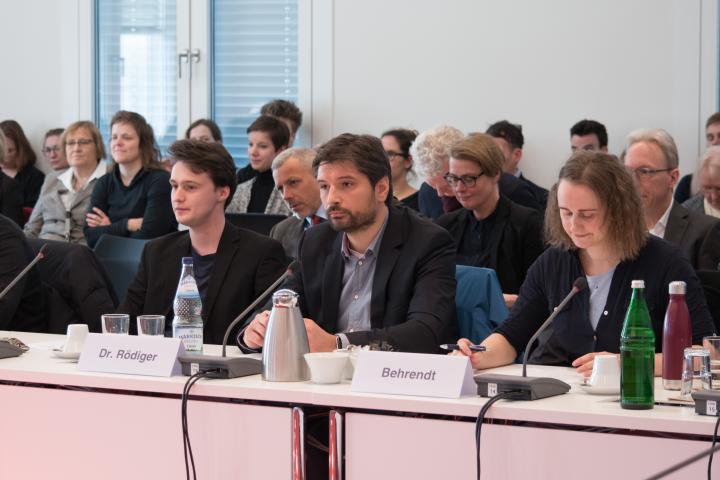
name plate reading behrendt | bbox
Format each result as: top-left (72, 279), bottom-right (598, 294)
top-left (351, 350), bottom-right (476, 398)
top-left (78, 333), bottom-right (185, 377)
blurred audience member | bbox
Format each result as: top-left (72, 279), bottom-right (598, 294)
top-left (675, 112), bottom-right (720, 203)
top-left (269, 147), bottom-right (323, 259)
top-left (0, 129), bottom-right (24, 226)
top-left (0, 120), bottom-right (45, 208)
top-left (84, 110), bottom-right (176, 247)
top-left (487, 120), bottom-right (547, 209)
top-left (381, 128), bottom-right (419, 211)
top-left (624, 129), bottom-right (720, 270)
top-left (684, 146), bottom-right (720, 220)
top-left (570, 119), bottom-right (608, 152)
top-left (226, 116), bottom-right (291, 215)
top-left (25, 121), bottom-right (109, 244)
top-left (436, 133), bottom-right (544, 307)
top-left (42, 128), bottom-right (68, 171)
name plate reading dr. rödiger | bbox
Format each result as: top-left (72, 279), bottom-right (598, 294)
top-left (351, 350), bottom-right (475, 398)
top-left (78, 333), bottom-right (185, 377)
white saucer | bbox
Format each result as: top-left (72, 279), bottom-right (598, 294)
top-left (51, 348), bottom-right (81, 361)
top-left (579, 383), bottom-right (619, 395)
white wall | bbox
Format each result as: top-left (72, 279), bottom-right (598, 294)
top-left (312, 0), bottom-right (719, 188)
top-left (0, 0), bottom-right (717, 184)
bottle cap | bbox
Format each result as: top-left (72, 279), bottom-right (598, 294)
top-left (631, 280), bottom-right (645, 289)
top-left (181, 257), bottom-right (193, 266)
top-left (669, 281), bottom-right (686, 295)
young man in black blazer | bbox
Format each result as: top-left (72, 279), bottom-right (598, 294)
top-left (241, 133), bottom-right (457, 354)
top-left (118, 140), bottom-right (286, 344)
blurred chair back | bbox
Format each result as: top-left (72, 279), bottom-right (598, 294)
top-left (455, 265), bottom-right (509, 345)
top-left (225, 213), bottom-right (287, 236)
top-left (697, 270), bottom-right (720, 334)
top-left (93, 235), bottom-right (149, 304)
top-left (27, 238), bottom-right (117, 333)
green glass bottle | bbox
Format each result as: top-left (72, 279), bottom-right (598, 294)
top-left (620, 280), bottom-right (655, 409)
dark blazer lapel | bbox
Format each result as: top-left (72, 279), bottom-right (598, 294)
top-left (320, 233), bottom-right (344, 332)
top-left (370, 207), bottom-right (403, 329)
top-left (486, 197), bottom-right (510, 270)
top-left (200, 224), bottom-right (238, 321)
top-left (664, 201), bottom-right (688, 245)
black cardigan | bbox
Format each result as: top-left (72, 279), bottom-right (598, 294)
top-left (495, 236), bottom-right (716, 366)
top-left (14, 165), bottom-right (45, 208)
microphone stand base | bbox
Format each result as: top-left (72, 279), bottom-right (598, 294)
top-left (178, 354), bottom-right (263, 379)
top-left (474, 373), bottom-right (571, 400)
top-left (692, 390), bottom-right (720, 416)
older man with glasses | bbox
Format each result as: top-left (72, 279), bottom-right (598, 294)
top-left (623, 128), bottom-right (720, 270)
top-left (436, 133), bottom-right (545, 308)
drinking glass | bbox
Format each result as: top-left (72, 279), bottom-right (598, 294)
top-left (680, 346), bottom-right (711, 399)
top-left (137, 315), bottom-right (165, 336)
top-left (101, 314), bottom-right (130, 335)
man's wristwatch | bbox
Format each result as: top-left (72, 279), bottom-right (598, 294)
top-left (335, 334), bottom-right (343, 350)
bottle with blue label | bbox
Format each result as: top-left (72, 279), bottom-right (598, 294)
top-left (172, 257), bottom-right (203, 353)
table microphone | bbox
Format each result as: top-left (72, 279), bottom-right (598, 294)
top-left (0, 244), bottom-right (48, 302)
top-left (474, 277), bottom-right (588, 400)
top-left (177, 261), bottom-right (300, 378)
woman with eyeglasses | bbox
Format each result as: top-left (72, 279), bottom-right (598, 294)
top-left (683, 146), bottom-right (720, 219)
top-left (42, 128), bottom-right (68, 171)
top-left (436, 133), bottom-right (545, 308)
top-left (381, 128), bottom-right (419, 211)
top-left (84, 111), bottom-right (176, 248)
top-left (453, 150), bottom-right (714, 377)
top-left (0, 120), bottom-right (45, 209)
top-left (24, 121), bottom-right (110, 244)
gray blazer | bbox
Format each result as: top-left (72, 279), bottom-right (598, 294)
top-left (683, 194), bottom-right (706, 215)
top-left (24, 162), bottom-right (109, 245)
top-left (225, 177), bottom-right (291, 215)
top-left (665, 200), bottom-right (720, 270)
top-left (269, 215), bottom-right (304, 259)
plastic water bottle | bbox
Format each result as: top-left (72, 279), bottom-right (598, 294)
top-left (172, 257), bottom-right (203, 353)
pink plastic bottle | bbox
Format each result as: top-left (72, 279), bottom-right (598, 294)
top-left (662, 281), bottom-right (692, 390)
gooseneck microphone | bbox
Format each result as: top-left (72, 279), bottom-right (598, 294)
top-left (0, 244), bottom-right (48, 302)
top-left (475, 276), bottom-right (588, 400)
top-left (177, 261), bottom-right (300, 378)
top-left (521, 277), bottom-right (588, 377)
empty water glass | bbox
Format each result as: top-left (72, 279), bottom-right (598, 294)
top-left (137, 315), bottom-right (165, 336)
top-left (680, 346), bottom-right (711, 399)
top-left (703, 336), bottom-right (720, 390)
top-left (102, 314), bottom-right (130, 335)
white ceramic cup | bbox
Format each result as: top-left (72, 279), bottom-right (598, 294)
top-left (589, 354), bottom-right (620, 388)
top-left (304, 352), bottom-right (349, 384)
top-left (64, 324), bottom-right (89, 353)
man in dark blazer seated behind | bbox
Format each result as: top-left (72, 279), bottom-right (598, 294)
top-left (624, 128), bottom-right (720, 270)
top-left (118, 140), bottom-right (287, 344)
top-left (240, 133), bottom-right (457, 354)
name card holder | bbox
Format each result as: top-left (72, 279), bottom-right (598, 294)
top-left (78, 333), bottom-right (185, 377)
top-left (351, 350), bottom-right (476, 398)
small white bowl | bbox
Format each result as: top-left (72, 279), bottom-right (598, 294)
top-left (304, 352), bottom-right (349, 384)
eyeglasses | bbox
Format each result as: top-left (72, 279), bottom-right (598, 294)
top-left (42, 146), bottom-right (62, 154)
top-left (625, 166), bottom-right (674, 181)
top-left (385, 151), bottom-right (406, 159)
top-left (65, 139), bottom-right (94, 148)
top-left (443, 172), bottom-right (484, 188)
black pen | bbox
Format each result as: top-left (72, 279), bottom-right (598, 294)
top-left (440, 343), bottom-right (486, 352)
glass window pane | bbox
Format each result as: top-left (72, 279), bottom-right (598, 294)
top-left (212, 0), bottom-right (299, 166)
top-left (96, 0), bottom-right (177, 155)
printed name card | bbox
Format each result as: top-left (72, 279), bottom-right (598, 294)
top-left (351, 350), bottom-right (476, 398)
top-left (78, 333), bottom-right (185, 377)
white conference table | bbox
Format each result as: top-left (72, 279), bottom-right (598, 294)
top-left (0, 331), bottom-right (718, 479)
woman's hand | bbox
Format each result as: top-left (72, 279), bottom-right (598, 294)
top-left (86, 207), bottom-right (111, 227)
top-left (571, 351), bottom-right (615, 378)
top-left (127, 217), bottom-right (144, 232)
